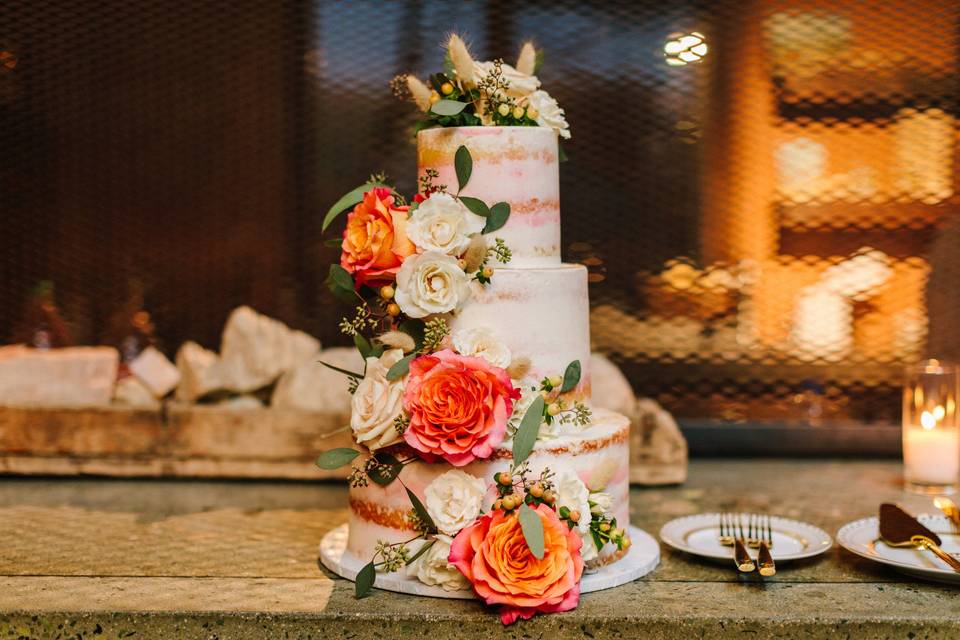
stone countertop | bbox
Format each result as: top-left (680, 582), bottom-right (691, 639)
top-left (1, 459), bottom-right (959, 639)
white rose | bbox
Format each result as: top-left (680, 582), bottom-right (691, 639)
top-left (555, 470), bottom-right (591, 534)
top-left (407, 193), bottom-right (485, 256)
top-left (350, 349), bottom-right (406, 450)
top-left (424, 469), bottom-right (487, 535)
top-left (589, 491), bottom-right (613, 516)
top-left (528, 90), bottom-right (571, 140)
top-left (395, 252), bottom-right (471, 318)
top-left (473, 60), bottom-right (541, 98)
top-left (451, 327), bottom-right (512, 369)
top-left (406, 535), bottom-right (470, 591)
top-left (581, 532), bottom-right (600, 563)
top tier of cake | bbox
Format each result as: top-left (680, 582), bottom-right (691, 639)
top-left (417, 126), bottom-right (560, 267)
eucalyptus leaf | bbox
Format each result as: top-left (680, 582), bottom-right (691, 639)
top-left (368, 451), bottom-right (403, 486)
top-left (455, 145), bottom-right (472, 192)
top-left (322, 182), bottom-right (382, 233)
top-left (315, 447), bottom-right (360, 470)
top-left (405, 488), bottom-right (437, 533)
top-left (560, 360), bottom-right (582, 393)
top-left (518, 503), bottom-right (546, 560)
top-left (512, 395), bottom-right (545, 466)
top-left (459, 196), bottom-right (489, 218)
top-left (323, 237), bottom-right (344, 248)
top-left (386, 352), bottom-right (416, 381)
top-left (329, 264), bottom-right (354, 292)
top-left (483, 202), bottom-right (511, 234)
top-left (354, 332), bottom-right (373, 358)
top-left (431, 100), bottom-right (468, 117)
top-left (355, 561), bottom-right (376, 598)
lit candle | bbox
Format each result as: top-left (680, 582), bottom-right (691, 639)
top-left (903, 360), bottom-right (960, 494)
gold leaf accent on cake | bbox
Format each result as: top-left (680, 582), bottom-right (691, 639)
top-left (349, 496), bottom-right (415, 531)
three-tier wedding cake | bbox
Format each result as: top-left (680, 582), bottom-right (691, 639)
top-left (317, 35), bottom-right (638, 625)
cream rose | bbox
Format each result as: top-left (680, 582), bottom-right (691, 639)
top-left (395, 251), bottom-right (471, 318)
top-left (528, 90), bottom-right (571, 140)
top-left (349, 349), bottom-right (406, 450)
top-left (407, 193), bottom-right (485, 256)
top-left (555, 469), bottom-right (591, 534)
top-left (589, 491), bottom-right (613, 516)
top-left (424, 469), bottom-right (487, 535)
top-left (581, 533), bottom-right (600, 563)
top-left (451, 327), bottom-right (512, 369)
top-left (406, 535), bottom-right (470, 591)
top-left (473, 60), bottom-right (540, 98)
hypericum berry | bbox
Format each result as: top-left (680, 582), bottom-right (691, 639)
top-left (497, 103), bottom-right (511, 117)
top-left (542, 490), bottom-right (557, 505)
top-left (481, 267), bottom-right (494, 279)
top-left (440, 82), bottom-right (454, 95)
top-left (527, 106), bottom-right (539, 120)
top-left (429, 90), bottom-right (441, 104)
top-left (496, 471), bottom-right (512, 486)
top-left (529, 482), bottom-right (544, 498)
top-left (512, 105), bottom-right (525, 119)
top-left (493, 498), bottom-right (503, 511)
top-left (600, 522), bottom-right (611, 533)
top-left (568, 509), bottom-right (581, 523)
top-left (548, 374), bottom-right (563, 388)
top-left (547, 402), bottom-right (561, 416)
top-left (613, 528), bottom-right (625, 539)
top-left (386, 303), bottom-right (401, 317)
top-left (503, 494), bottom-right (519, 510)
top-left (379, 285), bottom-right (395, 300)
top-left (622, 536), bottom-right (632, 550)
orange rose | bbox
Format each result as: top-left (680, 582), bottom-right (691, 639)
top-left (341, 187), bottom-right (415, 288)
top-left (449, 504), bottom-right (584, 625)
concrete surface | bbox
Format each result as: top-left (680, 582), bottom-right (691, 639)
top-left (2, 459), bottom-right (959, 638)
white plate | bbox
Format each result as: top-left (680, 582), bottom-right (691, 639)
top-left (659, 513), bottom-right (833, 563)
top-left (837, 514), bottom-right (960, 585)
top-left (319, 523), bottom-right (660, 599)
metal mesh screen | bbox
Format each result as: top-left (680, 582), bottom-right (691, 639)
top-left (2, 0), bottom-right (958, 427)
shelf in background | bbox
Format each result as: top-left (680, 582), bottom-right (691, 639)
top-left (681, 419), bottom-right (901, 457)
top-left (778, 201), bottom-right (954, 231)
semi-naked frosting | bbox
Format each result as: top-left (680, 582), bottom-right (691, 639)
top-left (418, 127), bottom-right (560, 267)
top-left (347, 409), bottom-right (631, 570)
top-left (451, 264), bottom-right (592, 402)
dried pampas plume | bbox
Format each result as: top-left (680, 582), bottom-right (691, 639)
top-left (516, 42), bottom-right (537, 76)
top-left (405, 75), bottom-right (433, 112)
top-left (463, 236), bottom-right (488, 272)
top-left (506, 357), bottom-right (532, 380)
top-left (374, 330), bottom-right (417, 354)
top-left (447, 34), bottom-right (475, 84)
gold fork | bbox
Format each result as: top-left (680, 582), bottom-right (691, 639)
top-left (719, 513), bottom-right (756, 572)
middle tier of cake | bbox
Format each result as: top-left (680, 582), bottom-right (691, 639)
top-left (452, 263), bottom-right (591, 402)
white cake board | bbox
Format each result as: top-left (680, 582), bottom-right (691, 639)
top-left (319, 523), bottom-right (659, 599)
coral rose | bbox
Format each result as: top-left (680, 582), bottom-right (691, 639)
top-left (449, 503), bottom-right (584, 625)
top-left (403, 349), bottom-right (519, 466)
top-left (341, 187), bottom-right (415, 288)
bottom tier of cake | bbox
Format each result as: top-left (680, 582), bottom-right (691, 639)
top-left (347, 408), bottom-right (631, 574)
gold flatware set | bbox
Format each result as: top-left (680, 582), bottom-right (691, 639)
top-left (719, 513), bottom-right (776, 576)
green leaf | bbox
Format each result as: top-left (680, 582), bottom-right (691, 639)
top-left (431, 100), bottom-right (468, 117)
top-left (459, 196), bottom-right (489, 218)
top-left (558, 143), bottom-right (568, 163)
top-left (355, 561), bottom-right (376, 598)
top-left (483, 202), bottom-right (510, 234)
top-left (512, 395), bottom-right (545, 466)
top-left (323, 237), bottom-right (344, 248)
top-left (591, 527), bottom-right (605, 552)
top-left (318, 360), bottom-right (363, 379)
top-left (315, 448), bottom-right (360, 470)
top-left (405, 488), bottom-right (437, 533)
top-left (407, 539), bottom-right (435, 565)
top-left (354, 332), bottom-right (373, 358)
top-left (329, 264), bottom-right (354, 291)
top-left (455, 145), bottom-right (472, 191)
top-left (560, 360), bottom-right (582, 393)
top-left (323, 182), bottom-right (381, 233)
top-left (368, 452), bottom-right (403, 486)
top-left (386, 352), bottom-right (416, 381)
top-left (518, 503), bottom-right (545, 560)
top-left (398, 319), bottom-right (426, 349)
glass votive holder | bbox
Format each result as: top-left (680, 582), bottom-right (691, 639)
top-left (903, 360), bottom-right (960, 495)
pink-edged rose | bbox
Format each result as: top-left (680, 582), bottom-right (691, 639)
top-left (341, 187), bottom-right (415, 288)
top-left (402, 349), bottom-right (519, 466)
top-left (449, 504), bottom-right (584, 625)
